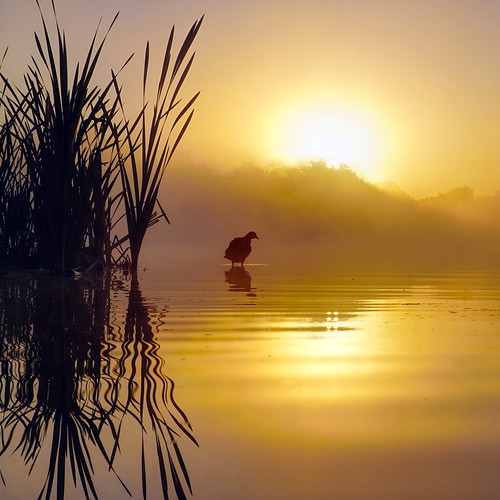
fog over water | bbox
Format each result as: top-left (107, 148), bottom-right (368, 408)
top-left (144, 162), bottom-right (500, 269)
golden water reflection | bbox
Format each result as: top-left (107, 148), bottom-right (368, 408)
top-left (156, 266), bottom-right (500, 500)
top-left (1, 266), bottom-right (500, 499)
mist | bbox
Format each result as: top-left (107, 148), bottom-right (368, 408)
top-left (142, 161), bottom-right (500, 269)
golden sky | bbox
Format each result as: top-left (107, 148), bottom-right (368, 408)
top-left (3, 0), bottom-right (500, 197)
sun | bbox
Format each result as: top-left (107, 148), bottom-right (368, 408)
top-left (274, 104), bottom-right (382, 180)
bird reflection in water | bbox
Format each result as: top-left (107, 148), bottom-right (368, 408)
top-left (225, 267), bottom-right (257, 296)
top-left (0, 272), bottom-right (197, 499)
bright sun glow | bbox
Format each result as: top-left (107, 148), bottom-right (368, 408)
top-left (275, 105), bottom-right (382, 180)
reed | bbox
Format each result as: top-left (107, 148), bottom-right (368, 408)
top-left (113, 17), bottom-right (203, 269)
top-left (0, 1), bottom-right (201, 272)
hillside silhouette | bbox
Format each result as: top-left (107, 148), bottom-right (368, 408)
top-left (147, 161), bottom-right (500, 268)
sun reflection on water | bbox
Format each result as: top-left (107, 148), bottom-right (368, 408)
top-left (325, 310), bottom-right (339, 332)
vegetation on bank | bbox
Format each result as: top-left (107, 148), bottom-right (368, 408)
top-left (0, 0), bottom-right (202, 273)
top-left (155, 161), bottom-right (500, 267)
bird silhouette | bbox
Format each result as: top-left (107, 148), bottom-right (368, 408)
top-left (224, 231), bottom-right (259, 268)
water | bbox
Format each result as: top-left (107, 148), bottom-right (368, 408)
top-left (1, 263), bottom-right (500, 499)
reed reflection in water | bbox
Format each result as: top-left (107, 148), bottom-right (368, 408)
top-left (0, 272), bottom-right (196, 499)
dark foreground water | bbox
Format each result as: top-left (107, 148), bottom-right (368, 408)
top-left (1, 263), bottom-right (500, 499)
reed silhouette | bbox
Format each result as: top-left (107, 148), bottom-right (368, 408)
top-left (0, 1), bottom-right (202, 273)
top-left (0, 273), bottom-right (197, 499)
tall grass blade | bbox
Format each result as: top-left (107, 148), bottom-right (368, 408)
top-left (116, 17), bottom-right (202, 268)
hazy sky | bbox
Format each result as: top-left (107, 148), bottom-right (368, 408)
top-left (2, 0), bottom-right (500, 197)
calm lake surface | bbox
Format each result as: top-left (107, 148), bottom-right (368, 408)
top-left (1, 263), bottom-right (500, 499)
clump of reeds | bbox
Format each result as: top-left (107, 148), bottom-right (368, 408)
top-left (0, 0), bottom-right (202, 273)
